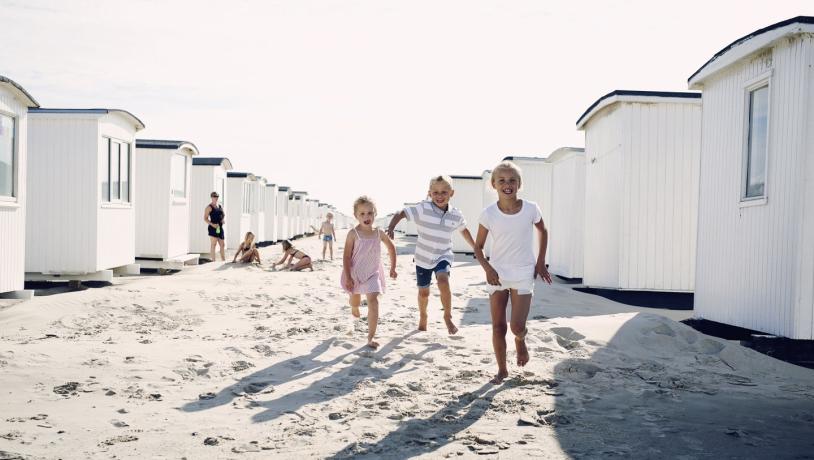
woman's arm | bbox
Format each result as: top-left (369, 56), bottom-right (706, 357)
top-left (380, 230), bottom-right (398, 278)
top-left (473, 224), bottom-right (500, 285)
top-left (533, 219), bottom-right (552, 284)
top-left (204, 206), bottom-right (212, 225)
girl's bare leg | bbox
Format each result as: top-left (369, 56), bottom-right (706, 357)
top-left (322, 242), bottom-right (327, 260)
top-left (365, 294), bottom-right (380, 349)
top-left (349, 294), bottom-right (361, 318)
top-left (291, 257), bottom-right (313, 271)
top-left (489, 289), bottom-right (510, 384)
top-left (509, 290), bottom-right (532, 366)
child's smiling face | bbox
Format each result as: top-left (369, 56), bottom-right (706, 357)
top-left (355, 203), bottom-right (376, 227)
top-left (492, 169), bottom-right (521, 198)
top-left (429, 182), bottom-right (454, 208)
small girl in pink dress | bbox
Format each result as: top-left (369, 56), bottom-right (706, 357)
top-left (341, 196), bottom-right (398, 349)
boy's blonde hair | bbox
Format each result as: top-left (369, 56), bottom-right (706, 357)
top-left (353, 195), bottom-right (377, 215)
top-left (429, 175), bottom-right (454, 190)
top-left (326, 212), bottom-right (334, 218)
top-left (491, 161), bottom-right (523, 188)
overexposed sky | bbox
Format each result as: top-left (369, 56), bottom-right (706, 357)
top-left (1, 0), bottom-right (810, 215)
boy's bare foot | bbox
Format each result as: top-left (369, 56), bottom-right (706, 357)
top-left (515, 335), bottom-right (530, 367)
top-left (351, 305), bottom-right (361, 318)
top-left (418, 313), bottom-right (428, 331)
top-left (490, 370), bottom-right (509, 385)
top-left (367, 340), bottom-right (379, 349)
top-left (444, 317), bottom-right (458, 335)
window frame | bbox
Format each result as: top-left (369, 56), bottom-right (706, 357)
top-left (740, 70), bottom-right (772, 207)
top-left (101, 136), bottom-right (132, 206)
top-left (0, 110), bottom-right (18, 204)
top-left (170, 152), bottom-right (188, 203)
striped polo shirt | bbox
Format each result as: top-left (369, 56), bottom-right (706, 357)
top-left (404, 200), bottom-right (467, 269)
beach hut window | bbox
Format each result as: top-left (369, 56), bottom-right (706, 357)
top-left (111, 142), bottom-right (121, 200)
top-left (171, 153), bottom-right (187, 198)
top-left (103, 139), bottom-right (131, 203)
top-left (0, 113), bottom-right (15, 198)
top-left (121, 143), bottom-right (130, 202)
top-left (744, 85), bottom-right (769, 199)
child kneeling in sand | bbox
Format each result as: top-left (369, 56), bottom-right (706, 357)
top-left (273, 240), bottom-right (313, 271)
top-left (474, 161), bottom-right (552, 384)
top-left (342, 196), bottom-right (397, 349)
top-left (232, 232), bottom-right (261, 264)
top-left (386, 175), bottom-right (475, 334)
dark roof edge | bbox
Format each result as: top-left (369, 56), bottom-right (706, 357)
top-left (502, 156), bottom-right (544, 162)
top-left (0, 76), bottom-right (39, 107)
top-left (29, 108), bottom-right (145, 130)
top-left (136, 139), bottom-right (199, 154)
top-left (450, 175), bottom-right (483, 180)
top-left (576, 90), bottom-right (701, 127)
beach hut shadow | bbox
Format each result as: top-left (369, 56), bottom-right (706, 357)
top-left (251, 331), bottom-right (442, 424)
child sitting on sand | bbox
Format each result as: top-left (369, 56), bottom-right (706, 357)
top-left (474, 161), bottom-right (552, 384)
top-left (318, 212), bottom-right (337, 261)
top-left (386, 175), bottom-right (476, 335)
top-left (273, 240), bottom-right (314, 271)
top-left (232, 232), bottom-right (261, 264)
top-left (341, 196), bottom-right (398, 349)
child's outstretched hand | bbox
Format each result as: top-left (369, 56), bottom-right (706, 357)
top-left (484, 264), bottom-right (500, 286)
top-left (389, 267), bottom-right (398, 279)
top-left (535, 262), bottom-right (552, 284)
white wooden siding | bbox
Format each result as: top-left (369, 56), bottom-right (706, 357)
top-left (226, 177), bottom-right (251, 249)
top-left (251, 179), bottom-right (265, 242)
top-left (449, 177), bottom-right (482, 253)
top-left (0, 87), bottom-right (27, 292)
top-left (276, 191), bottom-right (289, 240)
top-left (264, 185), bottom-right (278, 242)
top-left (549, 152), bottom-right (586, 279)
top-left (135, 148), bottom-right (170, 258)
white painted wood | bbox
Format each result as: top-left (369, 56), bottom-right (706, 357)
top-left (548, 148), bottom-right (586, 279)
top-left (579, 93), bottom-right (701, 292)
top-left (264, 184), bottom-right (279, 242)
top-left (226, 174), bottom-right (254, 249)
top-left (251, 176), bottom-right (266, 242)
top-left (449, 176), bottom-right (482, 253)
top-left (189, 158), bottom-right (230, 254)
top-left (505, 157), bottom-right (554, 264)
top-left (480, 170), bottom-right (496, 258)
top-left (692, 26), bottom-right (814, 339)
top-left (26, 109), bottom-right (143, 275)
top-left (277, 187), bottom-right (291, 240)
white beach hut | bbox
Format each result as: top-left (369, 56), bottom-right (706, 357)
top-left (277, 186), bottom-right (291, 240)
top-left (134, 139), bottom-right (199, 270)
top-left (0, 76), bottom-right (39, 298)
top-left (251, 176), bottom-right (266, 243)
top-left (189, 157), bottom-right (232, 255)
top-left (576, 90), bottom-right (702, 292)
top-left (449, 175), bottom-right (483, 253)
top-left (225, 172), bottom-right (255, 249)
top-left (548, 147), bottom-right (586, 280)
top-left (481, 169), bottom-right (496, 258)
top-left (502, 156), bottom-right (554, 251)
top-left (26, 108), bottom-right (145, 281)
top-left (688, 16), bottom-right (814, 339)
top-left (291, 191), bottom-right (308, 237)
top-left (263, 182), bottom-right (279, 243)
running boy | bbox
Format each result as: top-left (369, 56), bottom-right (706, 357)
top-left (386, 175), bottom-right (476, 335)
top-left (474, 161), bottom-right (551, 384)
top-left (318, 212), bottom-right (337, 260)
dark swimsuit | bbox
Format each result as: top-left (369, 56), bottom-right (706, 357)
top-left (208, 204), bottom-right (225, 240)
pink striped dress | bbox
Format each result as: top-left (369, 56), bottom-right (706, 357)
top-left (341, 228), bottom-right (386, 295)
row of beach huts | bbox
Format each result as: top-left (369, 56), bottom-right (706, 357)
top-left (0, 80), bottom-right (351, 298)
top-left (396, 17), bottom-right (813, 340)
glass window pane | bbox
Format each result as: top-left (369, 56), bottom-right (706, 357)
top-left (171, 153), bottom-right (186, 198)
top-left (746, 85), bottom-right (769, 198)
top-left (111, 142), bottom-right (120, 200)
top-left (121, 143), bottom-right (130, 202)
top-left (102, 139), bottom-right (111, 201)
top-left (0, 114), bottom-right (15, 197)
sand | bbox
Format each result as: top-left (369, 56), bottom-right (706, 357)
top-left (1, 230), bottom-right (813, 459)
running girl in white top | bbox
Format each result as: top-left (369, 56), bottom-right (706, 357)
top-left (474, 160), bottom-right (552, 384)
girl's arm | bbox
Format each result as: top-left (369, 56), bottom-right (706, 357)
top-left (232, 244), bottom-right (243, 263)
top-left (272, 249), bottom-right (288, 266)
top-left (534, 219), bottom-right (552, 284)
top-left (385, 211), bottom-right (407, 239)
top-left (473, 224), bottom-right (500, 285)
top-left (342, 231), bottom-right (357, 290)
top-left (380, 229), bottom-right (398, 278)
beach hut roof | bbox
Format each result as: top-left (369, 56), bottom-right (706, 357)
top-left (29, 108), bottom-right (146, 130)
top-left (689, 16), bottom-right (814, 89)
top-left (0, 75), bottom-right (39, 108)
top-left (227, 171), bottom-right (256, 180)
top-left (192, 157), bottom-right (233, 169)
top-left (266, 183), bottom-right (277, 187)
top-left (136, 139), bottom-right (199, 155)
top-left (545, 147), bottom-right (585, 163)
top-left (502, 156), bottom-right (545, 162)
top-left (450, 175), bottom-right (482, 180)
top-left (278, 186), bottom-right (290, 191)
top-left (576, 90), bottom-right (701, 130)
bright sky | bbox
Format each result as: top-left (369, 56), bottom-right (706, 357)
top-left (0, 0), bottom-right (809, 215)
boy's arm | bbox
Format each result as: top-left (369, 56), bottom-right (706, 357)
top-left (534, 219), bottom-right (552, 284)
top-left (460, 227), bottom-right (477, 250)
top-left (386, 211), bottom-right (407, 239)
top-left (380, 230), bottom-right (398, 277)
top-left (473, 224), bottom-right (500, 285)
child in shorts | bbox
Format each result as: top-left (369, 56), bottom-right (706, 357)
top-left (318, 212), bottom-right (337, 261)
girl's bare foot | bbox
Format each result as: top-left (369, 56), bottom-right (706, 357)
top-left (490, 370), bottom-right (509, 385)
top-left (367, 340), bottom-right (379, 349)
top-left (515, 335), bottom-right (530, 367)
top-left (444, 316), bottom-right (458, 335)
top-left (351, 305), bottom-right (361, 318)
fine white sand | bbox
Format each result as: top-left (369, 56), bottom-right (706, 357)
top-left (1, 231), bottom-right (813, 459)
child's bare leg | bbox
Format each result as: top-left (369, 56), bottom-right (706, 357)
top-left (490, 290), bottom-right (510, 384)
top-left (322, 242), bottom-right (327, 260)
top-left (436, 273), bottom-right (458, 335)
top-left (366, 294), bottom-right (380, 348)
top-left (329, 241), bottom-right (334, 260)
top-left (417, 287), bottom-right (430, 331)
top-left (509, 290), bottom-right (532, 367)
top-left (349, 294), bottom-right (361, 318)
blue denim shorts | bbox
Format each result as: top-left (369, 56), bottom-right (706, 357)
top-left (416, 260), bottom-right (451, 288)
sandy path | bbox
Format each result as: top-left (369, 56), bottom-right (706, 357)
top-left (1, 231), bottom-right (813, 459)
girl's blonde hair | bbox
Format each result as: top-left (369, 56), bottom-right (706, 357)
top-left (281, 240), bottom-right (293, 251)
top-left (244, 231), bottom-right (255, 241)
top-left (353, 196), bottom-right (377, 216)
top-left (491, 160), bottom-right (523, 188)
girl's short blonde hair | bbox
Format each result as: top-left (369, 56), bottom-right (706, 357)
top-left (491, 160), bottom-right (523, 187)
top-left (353, 196), bottom-right (377, 215)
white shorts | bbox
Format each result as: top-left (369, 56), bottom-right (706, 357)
top-left (486, 278), bottom-right (535, 296)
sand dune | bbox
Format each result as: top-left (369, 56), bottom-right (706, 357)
top-left (1, 231), bottom-right (812, 459)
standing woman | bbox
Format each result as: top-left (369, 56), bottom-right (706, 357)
top-left (204, 191), bottom-right (226, 261)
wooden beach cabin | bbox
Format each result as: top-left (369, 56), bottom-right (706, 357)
top-left (502, 156), bottom-right (554, 253)
top-left (189, 157), bottom-right (232, 255)
top-left (576, 90), bottom-right (702, 292)
top-left (291, 191), bottom-right (308, 237)
top-left (276, 186), bottom-right (291, 240)
top-left (134, 139), bottom-right (200, 270)
top-left (26, 108), bottom-right (145, 281)
top-left (449, 175), bottom-right (483, 253)
top-left (263, 182), bottom-right (279, 243)
top-left (225, 172), bottom-right (256, 249)
top-left (689, 16), bottom-right (814, 339)
top-left (0, 76), bottom-right (39, 298)
top-left (251, 176), bottom-right (267, 243)
top-left (548, 147), bottom-right (586, 280)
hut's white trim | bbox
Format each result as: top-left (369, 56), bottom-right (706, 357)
top-left (277, 187), bottom-right (291, 240)
top-left (189, 157), bottom-right (232, 254)
top-left (577, 90), bottom-right (702, 292)
top-left (690, 17), bottom-right (814, 339)
top-left (0, 76), bottom-right (39, 295)
top-left (26, 108), bottom-right (145, 277)
top-left (264, 183), bottom-right (279, 243)
top-left (134, 140), bottom-right (199, 262)
top-left (291, 191), bottom-right (308, 237)
top-left (251, 176), bottom-right (266, 242)
top-left (225, 172), bottom-right (255, 249)
top-left (548, 148), bottom-right (586, 279)
top-left (480, 170), bottom-right (496, 258)
top-left (449, 175), bottom-right (482, 253)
